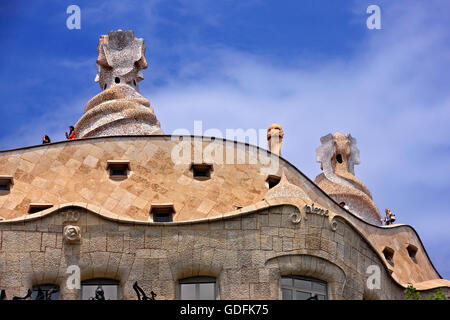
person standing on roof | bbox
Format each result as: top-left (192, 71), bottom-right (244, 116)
top-left (384, 208), bottom-right (396, 225)
top-left (42, 135), bottom-right (51, 144)
top-left (65, 126), bottom-right (77, 140)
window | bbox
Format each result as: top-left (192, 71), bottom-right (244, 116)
top-left (281, 276), bottom-right (328, 300)
top-left (32, 284), bottom-right (59, 300)
top-left (266, 175), bottom-right (281, 189)
top-left (107, 160), bottom-right (130, 178)
top-left (191, 163), bottom-right (213, 180)
top-left (81, 279), bottom-right (120, 300)
top-left (151, 204), bottom-right (175, 222)
top-left (28, 203), bottom-right (53, 214)
top-left (407, 244), bottom-right (418, 261)
top-left (383, 246), bottom-right (395, 265)
top-left (0, 176), bottom-right (13, 192)
top-left (336, 154), bottom-right (343, 164)
top-left (179, 277), bottom-right (217, 300)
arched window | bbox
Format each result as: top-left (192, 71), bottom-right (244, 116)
top-left (80, 278), bottom-right (120, 300)
top-left (281, 276), bottom-right (328, 300)
top-left (32, 284), bottom-right (59, 300)
top-left (178, 276), bottom-right (217, 300)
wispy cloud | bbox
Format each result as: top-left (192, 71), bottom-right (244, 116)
top-left (0, 96), bottom-right (86, 149)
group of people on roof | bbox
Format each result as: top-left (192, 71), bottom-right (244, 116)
top-left (42, 126), bottom-right (76, 144)
top-left (339, 202), bottom-right (396, 226)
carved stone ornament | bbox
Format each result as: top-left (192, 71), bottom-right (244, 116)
top-left (264, 170), bottom-right (311, 202)
top-left (64, 210), bottom-right (80, 223)
top-left (290, 210), bottom-right (302, 224)
top-left (303, 203), bottom-right (329, 217)
top-left (329, 216), bottom-right (338, 232)
top-left (64, 225), bottom-right (81, 243)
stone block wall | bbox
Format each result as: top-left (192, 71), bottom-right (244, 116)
top-left (0, 204), bottom-right (407, 300)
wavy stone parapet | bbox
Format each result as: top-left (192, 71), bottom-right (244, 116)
top-left (75, 85), bottom-right (163, 138)
top-left (0, 202), bottom-right (447, 299)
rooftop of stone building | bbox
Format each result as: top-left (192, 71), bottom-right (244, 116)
top-left (0, 29), bottom-right (448, 293)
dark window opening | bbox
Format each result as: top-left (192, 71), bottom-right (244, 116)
top-left (107, 161), bottom-right (130, 178)
top-left (133, 79), bottom-right (137, 86)
top-left (151, 204), bottom-right (175, 222)
top-left (0, 176), bottom-right (13, 192)
top-left (0, 184), bottom-right (10, 191)
top-left (81, 278), bottom-right (120, 300)
top-left (115, 77), bottom-right (120, 84)
top-left (336, 154), bottom-right (343, 163)
top-left (266, 175), bottom-right (281, 189)
top-left (383, 247), bottom-right (395, 265)
top-left (110, 168), bottom-right (126, 176)
top-left (32, 284), bottom-right (59, 300)
top-left (153, 213), bottom-right (172, 222)
top-left (407, 244), bottom-right (418, 261)
top-left (191, 163), bottom-right (213, 180)
top-left (103, 83), bottom-right (107, 90)
top-left (28, 204), bottom-right (53, 214)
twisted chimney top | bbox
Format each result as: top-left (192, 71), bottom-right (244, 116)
top-left (75, 30), bottom-right (162, 138)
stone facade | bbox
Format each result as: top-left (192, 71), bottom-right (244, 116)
top-left (0, 204), bottom-right (407, 300)
top-left (0, 136), bottom-right (448, 299)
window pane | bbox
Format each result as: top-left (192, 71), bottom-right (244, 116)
top-left (198, 283), bottom-right (216, 300)
top-left (281, 288), bottom-right (292, 300)
top-left (81, 285), bottom-right (119, 300)
top-left (295, 291), bottom-right (311, 300)
top-left (294, 278), bottom-right (311, 290)
top-left (281, 276), bottom-right (328, 300)
top-left (312, 282), bottom-right (326, 294)
top-left (111, 169), bottom-right (126, 176)
top-left (154, 213), bottom-right (172, 222)
top-left (32, 285), bottom-right (59, 300)
top-left (180, 283), bottom-right (197, 300)
top-left (280, 278), bottom-right (292, 287)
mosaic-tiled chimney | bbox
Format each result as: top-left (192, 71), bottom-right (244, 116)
top-left (74, 30), bottom-right (163, 138)
top-left (314, 132), bottom-right (382, 225)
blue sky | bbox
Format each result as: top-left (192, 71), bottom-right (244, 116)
top-left (0, 0), bottom-right (449, 279)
